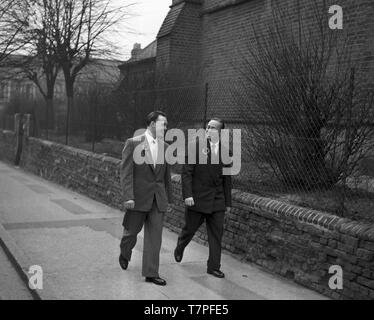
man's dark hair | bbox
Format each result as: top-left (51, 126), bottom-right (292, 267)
top-left (146, 110), bottom-right (167, 126)
top-left (210, 117), bottom-right (225, 129)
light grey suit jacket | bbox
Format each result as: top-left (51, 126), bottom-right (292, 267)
top-left (120, 133), bottom-right (173, 212)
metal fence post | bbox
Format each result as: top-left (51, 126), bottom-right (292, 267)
top-left (92, 102), bottom-right (97, 153)
top-left (14, 113), bottom-right (24, 166)
top-left (24, 114), bottom-right (31, 138)
top-left (65, 101), bottom-right (70, 145)
top-left (203, 82), bottom-right (208, 128)
top-left (45, 100), bottom-right (49, 140)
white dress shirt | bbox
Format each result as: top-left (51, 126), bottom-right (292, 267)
top-left (210, 141), bottom-right (219, 157)
top-left (145, 129), bottom-right (158, 167)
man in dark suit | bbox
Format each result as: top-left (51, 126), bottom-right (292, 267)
top-left (174, 118), bottom-right (232, 278)
top-left (119, 111), bottom-right (173, 286)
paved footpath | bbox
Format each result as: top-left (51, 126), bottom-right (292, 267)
top-left (0, 245), bottom-right (33, 300)
top-left (0, 161), bottom-right (328, 300)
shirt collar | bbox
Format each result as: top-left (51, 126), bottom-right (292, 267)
top-left (145, 129), bottom-right (157, 145)
top-left (209, 140), bottom-right (219, 147)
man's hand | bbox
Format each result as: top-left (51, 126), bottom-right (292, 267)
top-left (124, 200), bottom-right (135, 209)
top-left (185, 197), bottom-right (195, 207)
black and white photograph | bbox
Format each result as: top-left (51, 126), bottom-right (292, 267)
top-left (0, 0), bottom-right (373, 308)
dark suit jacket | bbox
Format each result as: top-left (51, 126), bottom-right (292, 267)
top-left (120, 133), bottom-right (173, 212)
top-left (182, 139), bottom-right (232, 214)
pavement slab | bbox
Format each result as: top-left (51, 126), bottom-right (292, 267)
top-left (0, 245), bottom-right (33, 300)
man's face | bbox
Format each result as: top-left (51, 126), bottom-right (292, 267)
top-left (205, 120), bottom-right (221, 143)
top-left (154, 115), bottom-right (168, 139)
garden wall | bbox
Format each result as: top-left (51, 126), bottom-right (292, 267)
top-left (0, 130), bottom-right (373, 300)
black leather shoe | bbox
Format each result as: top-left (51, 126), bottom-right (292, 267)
top-left (207, 269), bottom-right (225, 278)
top-left (174, 247), bottom-right (184, 263)
top-left (119, 255), bottom-right (128, 270)
top-left (145, 277), bottom-right (167, 286)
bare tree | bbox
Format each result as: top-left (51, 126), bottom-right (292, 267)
top-left (0, 0), bottom-right (62, 137)
top-left (74, 75), bottom-right (114, 142)
top-left (40, 0), bottom-right (133, 144)
top-left (234, 0), bottom-right (374, 192)
top-left (0, 0), bottom-right (30, 64)
top-left (21, 0), bottom-right (61, 135)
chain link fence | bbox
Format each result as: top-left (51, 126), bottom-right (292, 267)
top-left (0, 114), bottom-right (15, 131)
top-left (0, 78), bottom-right (373, 223)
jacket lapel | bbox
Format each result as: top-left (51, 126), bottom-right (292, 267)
top-left (208, 141), bottom-right (223, 180)
top-left (154, 139), bottom-right (166, 175)
top-left (207, 142), bottom-right (217, 178)
top-left (138, 135), bottom-right (156, 173)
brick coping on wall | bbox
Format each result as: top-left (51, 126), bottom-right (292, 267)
top-left (169, 172), bottom-right (374, 241)
top-left (30, 137), bottom-right (123, 166)
top-left (230, 189), bottom-right (374, 240)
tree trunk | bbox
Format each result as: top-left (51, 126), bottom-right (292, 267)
top-left (44, 97), bottom-right (54, 139)
top-left (65, 95), bottom-right (74, 145)
top-left (46, 97), bottom-right (55, 130)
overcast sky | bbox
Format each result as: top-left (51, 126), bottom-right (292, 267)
top-left (112, 0), bottom-right (172, 61)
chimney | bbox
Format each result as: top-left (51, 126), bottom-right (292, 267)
top-left (131, 43), bottom-right (142, 59)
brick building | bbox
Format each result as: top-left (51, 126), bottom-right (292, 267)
top-left (119, 0), bottom-right (374, 122)
top-left (118, 41), bottom-right (157, 90)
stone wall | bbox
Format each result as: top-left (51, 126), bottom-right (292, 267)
top-left (0, 132), bottom-right (373, 300)
top-left (168, 175), bottom-right (374, 300)
top-left (0, 130), bottom-right (16, 164)
top-left (20, 137), bottom-right (125, 210)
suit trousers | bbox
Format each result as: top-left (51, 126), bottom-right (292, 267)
top-left (120, 199), bottom-right (164, 278)
top-left (177, 208), bottom-right (225, 271)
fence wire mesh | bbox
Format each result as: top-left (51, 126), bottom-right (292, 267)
top-left (0, 78), bottom-right (373, 223)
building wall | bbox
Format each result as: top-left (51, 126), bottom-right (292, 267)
top-left (152, 0), bottom-right (374, 120)
top-left (203, 0), bottom-right (374, 78)
top-left (119, 58), bottom-right (156, 90)
top-left (157, 0), bottom-right (202, 84)
top-left (116, 0), bottom-right (374, 130)
top-left (156, 37), bottom-right (172, 71)
top-left (170, 1), bottom-right (202, 75)
top-left (200, 0), bottom-right (270, 119)
top-left (198, 0), bottom-right (374, 119)
top-left (201, 0), bottom-right (269, 81)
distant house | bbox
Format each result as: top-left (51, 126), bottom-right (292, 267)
top-left (118, 41), bottom-right (157, 91)
top-left (0, 55), bottom-right (123, 116)
top-left (0, 55), bottom-right (35, 114)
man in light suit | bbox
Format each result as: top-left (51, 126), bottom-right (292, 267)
top-left (119, 111), bottom-right (173, 286)
top-left (174, 118), bottom-right (232, 278)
